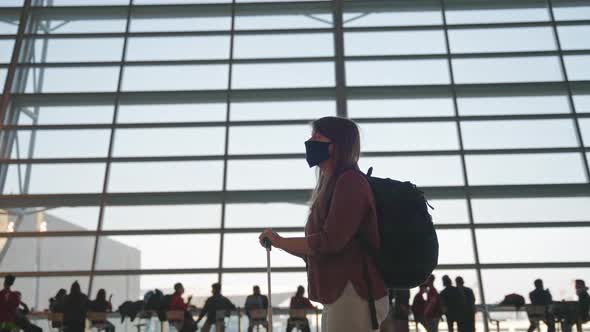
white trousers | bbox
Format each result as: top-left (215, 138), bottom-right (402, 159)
top-left (321, 282), bottom-right (389, 332)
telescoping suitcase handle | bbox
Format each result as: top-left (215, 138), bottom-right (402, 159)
top-left (262, 238), bottom-right (273, 332)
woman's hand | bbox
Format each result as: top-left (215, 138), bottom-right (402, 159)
top-left (259, 228), bottom-right (283, 249)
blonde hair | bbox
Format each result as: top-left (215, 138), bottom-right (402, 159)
top-left (308, 117), bottom-right (361, 224)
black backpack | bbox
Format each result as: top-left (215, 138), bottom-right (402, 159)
top-left (363, 167), bottom-right (439, 289)
top-left (359, 167), bottom-right (439, 328)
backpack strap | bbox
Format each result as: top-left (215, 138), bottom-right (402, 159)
top-left (361, 251), bottom-right (379, 330)
top-left (356, 166), bottom-right (379, 329)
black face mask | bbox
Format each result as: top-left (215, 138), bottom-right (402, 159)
top-left (305, 140), bottom-right (331, 168)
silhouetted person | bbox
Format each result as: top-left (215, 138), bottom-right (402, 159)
top-left (0, 275), bottom-right (19, 325)
top-left (49, 288), bottom-right (67, 329)
top-left (456, 277), bottom-right (476, 332)
top-left (577, 280), bottom-right (590, 324)
top-left (391, 289), bottom-right (410, 332)
top-left (89, 289), bottom-right (115, 332)
top-left (244, 285), bottom-right (268, 332)
top-left (527, 279), bottom-right (555, 332)
top-left (169, 283), bottom-right (195, 332)
top-left (63, 281), bottom-right (89, 332)
top-left (50, 289), bottom-right (67, 313)
top-left (424, 275), bottom-right (442, 332)
top-left (14, 291), bottom-right (42, 332)
top-left (286, 286), bottom-right (314, 332)
top-left (440, 275), bottom-right (461, 332)
top-left (196, 283), bottom-right (236, 332)
top-left (412, 284), bottom-right (428, 331)
top-left (563, 279), bottom-right (590, 332)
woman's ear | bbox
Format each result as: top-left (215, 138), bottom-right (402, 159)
top-left (328, 143), bottom-right (335, 157)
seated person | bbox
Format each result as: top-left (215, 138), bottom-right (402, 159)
top-left (14, 291), bottom-right (42, 332)
top-left (89, 289), bottom-right (115, 332)
top-left (286, 286), bottom-right (315, 332)
top-left (244, 285), bottom-right (269, 332)
top-left (196, 283), bottom-right (236, 332)
top-left (169, 283), bottom-right (195, 332)
top-left (63, 281), bottom-right (89, 332)
top-left (527, 279), bottom-right (555, 332)
top-left (560, 279), bottom-right (589, 332)
top-left (0, 275), bottom-right (19, 326)
top-left (49, 289), bottom-right (67, 329)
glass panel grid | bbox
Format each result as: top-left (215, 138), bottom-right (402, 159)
top-left (1, 1), bottom-right (589, 322)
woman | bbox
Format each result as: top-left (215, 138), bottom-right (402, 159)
top-left (259, 116), bottom-right (388, 332)
top-left (89, 289), bottom-right (115, 332)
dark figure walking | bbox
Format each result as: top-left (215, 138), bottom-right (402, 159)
top-left (456, 277), bottom-right (476, 332)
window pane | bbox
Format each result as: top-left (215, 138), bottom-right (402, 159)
top-left (0, 236), bottom-right (94, 272)
top-left (345, 30), bottom-right (446, 56)
top-left (445, 4), bottom-right (549, 24)
top-left (565, 55), bottom-right (590, 80)
top-left (436, 229), bottom-right (475, 264)
top-left (0, 19), bottom-right (18, 34)
top-left (235, 13), bottom-right (332, 30)
top-left (108, 161), bottom-right (223, 192)
top-left (27, 67), bottom-right (120, 93)
top-left (472, 197), bottom-right (590, 223)
top-left (5, 129), bottom-right (110, 158)
top-left (222, 272), bottom-right (312, 305)
top-left (429, 199), bottom-right (469, 224)
top-left (227, 159), bottom-right (315, 190)
top-left (102, 204), bottom-right (221, 230)
top-left (235, 33), bottom-right (333, 58)
top-left (466, 153), bottom-right (586, 185)
top-left (581, 118), bottom-right (590, 146)
top-left (1, 207), bottom-right (99, 233)
top-left (46, 0), bottom-right (128, 5)
top-left (117, 103), bottom-right (226, 123)
top-left (0, 40), bottom-right (14, 63)
top-left (126, 36), bottom-right (230, 61)
top-left (359, 156), bottom-right (464, 187)
top-left (130, 16), bottom-right (230, 32)
top-left (225, 203), bottom-right (308, 228)
top-left (89, 275), bottom-right (142, 308)
top-left (138, 273), bottom-right (218, 306)
top-left (123, 65), bottom-right (228, 91)
top-left (457, 96), bottom-right (571, 116)
top-left (554, 3), bottom-right (590, 21)
top-left (114, 127), bottom-right (225, 156)
top-left (41, 19), bottom-right (127, 33)
top-left (229, 125), bottom-right (308, 155)
top-left (557, 25), bottom-right (590, 50)
top-left (344, 3), bottom-right (442, 27)
top-left (24, 38), bottom-right (124, 62)
top-left (96, 234), bottom-right (220, 269)
top-left (360, 122), bottom-right (459, 151)
top-left (452, 57), bottom-right (562, 84)
top-left (348, 98), bottom-right (455, 118)
top-left (232, 62), bottom-right (334, 89)
top-left (223, 232), bottom-right (305, 268)
top-left (1, 163), bottom-right (106, 194)
top-left (411, 269), bottom-right (480, 303)
top-left (230, 101), bottom-right (335, 121)
top-left (0, 68), bottom-right (7, 91)
top-left (449, 28), bottom-right (556, 53)
top-left (461, 120), bottom-right (578, 149)
top-left (477, 228), bottom-right (590, 263)
top-left (17, 105), bottom-right (115, 125)
top-left (347, 60), bottom-right (449, 86)
top-left (575, 95), bottom-right (590, 113)
top-left (482, 268), bottom-right (590, 305)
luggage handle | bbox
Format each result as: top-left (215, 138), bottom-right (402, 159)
top-left (262, 237), bottom-right (273, 332)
